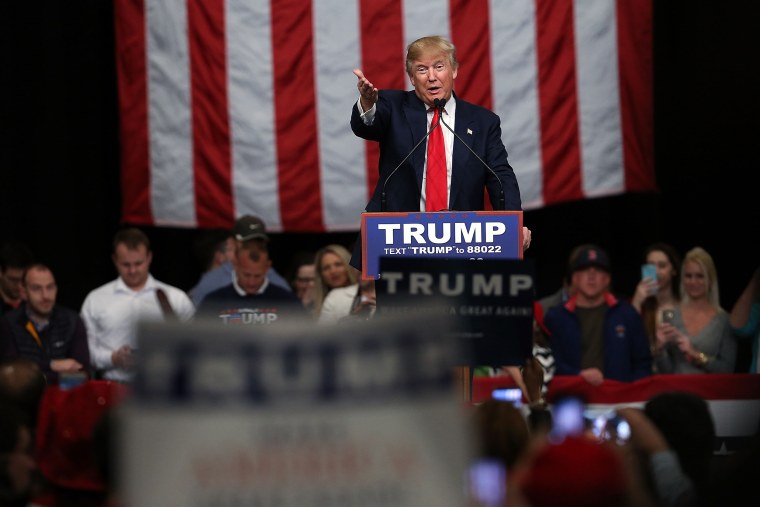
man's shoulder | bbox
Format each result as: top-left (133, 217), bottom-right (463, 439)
top-left (153, 279), bottom-right (190, 297)
top-left (456, 97), bottom-right (499, 122)
top-left (199, 284), bottom-right (237, 304)
top-left (51, 304), bottom-right (79, 321)
top-left (82, 279), bottom-right (119, 302)
top-left (1, 305), bottom-right (25, 326)
top-left (378, 89), bottom-right (420, 109)
top-left (262, 284), bottom-right (301, 301)
top-left (196, 263), bottom-right (232, 286)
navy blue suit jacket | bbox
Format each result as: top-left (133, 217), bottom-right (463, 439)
top-left (350, 90), bottom-right (522, 213)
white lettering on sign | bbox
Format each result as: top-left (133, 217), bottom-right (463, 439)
top-left (383, 272), bottom-right (533, 297)
top-left (377, 222), bottom-right (506, 245)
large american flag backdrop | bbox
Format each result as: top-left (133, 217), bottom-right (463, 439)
top-left (114, 0), bottom-right (654, 232)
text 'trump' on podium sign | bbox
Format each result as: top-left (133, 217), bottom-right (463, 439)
top-left (375, 258), bottom-right (535, 367)
top-left (361, 211), bottom-right (523, 280)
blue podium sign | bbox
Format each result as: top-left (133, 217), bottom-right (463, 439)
top-left (375, 258), bottom-right (535, 367)
top-left (361, 211), bottom-right (523, 280)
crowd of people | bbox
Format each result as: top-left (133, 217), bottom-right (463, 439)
top-left (0, 217), bottom-right (758, 506)
top-left (0, 26), bottom-right (754, 506)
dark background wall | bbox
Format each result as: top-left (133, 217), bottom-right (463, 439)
top-left (2, 2), bottom-right (758, 361)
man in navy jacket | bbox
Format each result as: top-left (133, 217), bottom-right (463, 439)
top-left (0, 264), bottom-right (90, 384)
top-left (544, 245), bottom-right (652, 384)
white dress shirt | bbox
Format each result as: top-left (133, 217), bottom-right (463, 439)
top-left (80, 274), bottom-right (195, 381)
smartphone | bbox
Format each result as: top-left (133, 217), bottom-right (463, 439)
top-left (641, 263), bottom-right (657, 281)
top-left (587, 410), bottom-right (631, 445)
top-left (467, 458), bottom-right (506, 507)
top-left (59, 371), bottom-right (88, 390)
top-left (550, 396), bottom-right (585, 438)
top-left (661, 309), bottom-right (675, 325)
top-left (492, 387), bottom-right (522, 407)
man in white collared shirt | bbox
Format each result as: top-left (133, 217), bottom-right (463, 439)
top-left (80, 228), bottom-right (195, 382)
top-left (196, 238), bottom-right (304, 326)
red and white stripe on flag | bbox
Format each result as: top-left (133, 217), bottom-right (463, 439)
top-left (114, 0), bottom-right (654, 232)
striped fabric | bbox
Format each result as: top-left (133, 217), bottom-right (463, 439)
top-left (114, 0), bottom-right (654, 232)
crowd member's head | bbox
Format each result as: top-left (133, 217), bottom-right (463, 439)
top-left (34, 381), bottom-right (129, 503)
top-left (0, 402), bottom-right (37, 506)
top-left (19, 264), bottom-right (57, 323)
top-left (233, 239), bottom-right (271, 295)
top-left (569, 244), bottom-right (611, 306)
top-left (313, 244), bottom-right (356, 315)
top-left (112, 228), bottom-right (152, 291)
top-left (0, 241), bottom-right (34, 310)
top-left (232, 214), bottom-right (269, 243)
top-left (405, 35), bottom-right (458, 107)
top-left (472, 399), bottom-right (530, 471)
top-left (192, 228), bottom-right (235, 274)
top-left (515, 436), bottom-right (627, 507)
top-left (680, 247), bottom-right (721, 309)
top-left (643, 242), bottom-right (682, 301)
top-left (0, 359), bottom-right (47, 429)
top-left (287, 252), bottom-right (316, 309)
top-left (644, 391), bottom-right (715, 493)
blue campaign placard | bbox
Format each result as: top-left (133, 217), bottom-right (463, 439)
top-left (375, 257), bottom-right (535, 367)
top-left (361, 211), bottom-right (523, 280)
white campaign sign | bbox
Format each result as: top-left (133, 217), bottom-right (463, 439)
top-left (119, 317), bottom-right (470, 507)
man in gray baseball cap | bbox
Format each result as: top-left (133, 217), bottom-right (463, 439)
top-left (189, 215), bottom-right (291, 306)
top-left (232, 215), bottom-right (269, 242)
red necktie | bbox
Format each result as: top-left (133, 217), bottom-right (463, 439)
top-left (425, 107), bottom-right (447, 211)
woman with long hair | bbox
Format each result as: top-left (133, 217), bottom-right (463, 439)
top-left (631, 242), bottom-right (681, 356)
top-left (653, 247), bottom-right (736, 373)
top-left (312, 244), bottom-right (358, 318)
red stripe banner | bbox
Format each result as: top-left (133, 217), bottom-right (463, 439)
top-left (114, 0), bottom-right (655, 231)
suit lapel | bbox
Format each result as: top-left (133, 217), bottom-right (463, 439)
top-left (450, 96), bottom-right (475, 209)
top-left (402, 92), bottom-right (428, 192)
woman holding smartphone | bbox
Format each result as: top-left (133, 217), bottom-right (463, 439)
top-left (653, 247), bottom-right (736, 373)
top-left (631, 243), bottom-right (681, 361)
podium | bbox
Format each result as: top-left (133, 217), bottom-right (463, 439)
top-left (361, 211), bottom-right (533, 401)
top-left (361, 210), bottom-right (525, 280)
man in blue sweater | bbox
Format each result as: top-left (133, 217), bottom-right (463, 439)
top-left (197, 238), bottom-right (305, 326)
top-left (544, 245), bottom-right (651, 384)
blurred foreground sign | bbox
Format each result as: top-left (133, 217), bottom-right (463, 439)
top-left (119, 317), bottom-right (469, 507)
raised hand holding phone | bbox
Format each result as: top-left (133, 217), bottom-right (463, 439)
top-left (641, 263), bottom-right (658, 296)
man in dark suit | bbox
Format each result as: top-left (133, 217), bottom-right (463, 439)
top-left (350, 35), bottom-right (530, 269)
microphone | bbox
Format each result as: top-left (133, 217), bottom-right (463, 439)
top-left (437, 107), bottom-right (505, 211)
top-left (380, 100), bottom-right (445, 212)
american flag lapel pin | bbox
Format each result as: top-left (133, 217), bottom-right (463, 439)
top-left (467, 128), bottom-right (473, 135)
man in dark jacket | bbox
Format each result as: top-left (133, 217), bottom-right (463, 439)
top-left (0, 264), bottom-right (90, 384)
top-left (544, 245), bottom-right (651, 384)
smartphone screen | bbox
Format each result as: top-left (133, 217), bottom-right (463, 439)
top-left (641, 263), bottom-right (657, 281)
top-left (587, 410), bottom-right (631, 445)
top-left (492, 387), bottom-right (522, 407)
top-left (551, 396), bottom-right (584, 438)
top-left (467, 459), bottom-right (506, 507)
